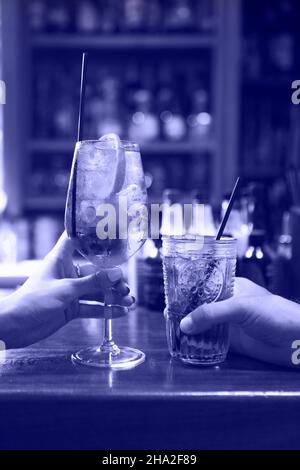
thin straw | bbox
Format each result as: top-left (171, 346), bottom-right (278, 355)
top-left (72, 52), bottom-right (88, 237)
top-left (77, 52), bottom-right (88, 142)
top-left (216, 177), bottom-right (241, 240)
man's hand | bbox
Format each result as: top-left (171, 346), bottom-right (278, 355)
top-left (180, 277), bottom-right (300, 367)
top-left (0, 233), bottom-right (134, 349)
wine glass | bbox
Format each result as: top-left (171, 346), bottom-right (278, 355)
top-left (65, 137), bottom-right (148, 369)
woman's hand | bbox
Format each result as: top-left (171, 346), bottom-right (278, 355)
top-left (180, 277), bottom-right (300, 367)
top-left (0, 233), bottom-right (134, 349)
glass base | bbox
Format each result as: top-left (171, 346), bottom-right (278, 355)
top-left (72, 346), bottom-right (146, 370)
top-left (173, 352), bottom-right (227, 366)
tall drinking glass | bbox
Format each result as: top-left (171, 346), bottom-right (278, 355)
top-left (162, 235), bottom-right (237, 365)
top-left (65, 138), bottom-right (148, 369)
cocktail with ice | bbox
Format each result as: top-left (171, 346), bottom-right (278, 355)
top-left (66, 138), bottom-right (147, 268)
top-left (162, 236), bottom-right (237, 365)
top-left (65, 134), bottom-right (148, 369)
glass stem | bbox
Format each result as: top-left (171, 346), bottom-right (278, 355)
top-left (104, 317), bottom-right (113, 343)
top-left (99, 291), bottom-right (120, 356)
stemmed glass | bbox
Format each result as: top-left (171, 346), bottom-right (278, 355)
top-left (65, 136), bottom-right (148, 369)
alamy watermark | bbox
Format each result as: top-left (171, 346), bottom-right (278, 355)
top-left (80, 200), bottom-right (206, 242)
top-left (291, 340), bottom-right (300, 365)
top-left (291, 80), bottom-right (300, 105)
top-left (0, 340), bottom-right (6, 364)
top-left (0, 80), bottom-right (6, 105)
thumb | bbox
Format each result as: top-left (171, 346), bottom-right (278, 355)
top-left (180, 297), bottom-right (246, 335)
top-left (46, 232), bottom-right (74, 260)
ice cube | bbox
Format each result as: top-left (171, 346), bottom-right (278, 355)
top-left (79, 201), bottom-right (97, 225)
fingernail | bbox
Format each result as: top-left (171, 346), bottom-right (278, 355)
top-left (125, 296), bottom-right (135, 306)
top-left (119, 284), bottom-right (130, 295)
top-left (107, 268), bottom-right (122, 283)
top-left (180, 315), bottom-right (194, 334)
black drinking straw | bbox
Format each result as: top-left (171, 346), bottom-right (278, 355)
top-left (72, 52), bottom-right (88, 237)
top-left (77, 52), bottom-right (88, 142)
top-left (216, 177), bottom-right (241, 240)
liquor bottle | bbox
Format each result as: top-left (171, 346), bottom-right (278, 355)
top-left (128, 89), bottom-right (159, 143)
top-left (124, 61), bottom-right (141, 116)
top-left (84, 66), bottom-right (105, 138)
top-left (33, 217), bottom-right (60, 260)
top-left (277, 212), bottom-right (292, 259)
top-left (97, 76), bottom-right (124, 138)
top-left (268, 210), bottom-right (293, 298)
top-left (190, 191), bottom-right (216, 236)
top-left (52, 66), bottom-right (76, 138)
top-left (0, 217), bottom-right (17, 263)
top-left (128, 64), bottom-right (159, 143)
top-left (265, 0), bottom-right (294, 76)
top-left (27, 0), bottom-right (47, 33)
top-left (239, 184), bottom-right (269, 287)
top-left (14, 218), bottom-right (31, 262)
top-left (220, 192), bottom-right (250, 258)
top-left (269, 32), bottom-right (294, 74)
top-left (47, 0), bottom-right (71, 33)
top-left (160, 189), bottom-right (185, 236)
top-left (187, 88), bottom-right (212, 141)
top-left (136, 238), bottom-right (165, 311)
top-left (163, 100), bottom-right (187, 142)
top-left (257, 101), bottom-right (272, 168)
top-left (75, 0), bottom-right (100, 34)
top-left (195, 0), bottom-right (217, 32)
top-left (242, 34), bottom-right (261, 81)
top-left (99, 0), bottom-right (119, 34)
top-left (242, 230), bottom-right (268, 287)
top-left (121, 0), bottom-right (146, 32)
top-left (164, 0), bottom-right (194, 32)
top-left (157, 64), bottom-right (186, 142)
top-left (51, 155), bottom-right (70, 197)
top-left (34, 63), bottom-right (52, 137)
top-left (187, 154), bottom-right (209, 196)
top-left (146, 0), bottom-right (162, 32)
top-left (146, 162), bottom-right (166, 201)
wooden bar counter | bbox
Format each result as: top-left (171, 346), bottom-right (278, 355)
top-left (0, 308), bottom-right (300, 450)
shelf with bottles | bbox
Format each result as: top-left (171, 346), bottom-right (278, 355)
top-left (240, 0), bottom-right (299, 178)
top-left (32, 57), bottom-right (214, 150)
top-left (27, 0), bottom-right (218, 38)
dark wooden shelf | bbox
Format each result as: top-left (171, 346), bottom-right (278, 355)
top-left (30, 34), bottom-right (216, 50)
top-left (28, 139), bottom-right (216, 155)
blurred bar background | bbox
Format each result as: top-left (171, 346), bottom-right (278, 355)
top-left (0, 0), bottom-right (299, 303)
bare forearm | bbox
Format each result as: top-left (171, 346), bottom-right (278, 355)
top-left (0, 290), bottom-right (66, 349)
top-left (0, 294), bottom-right (22, 349)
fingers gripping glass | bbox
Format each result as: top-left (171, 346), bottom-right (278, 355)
top-left (65, 139), bottom-right (148, 369)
